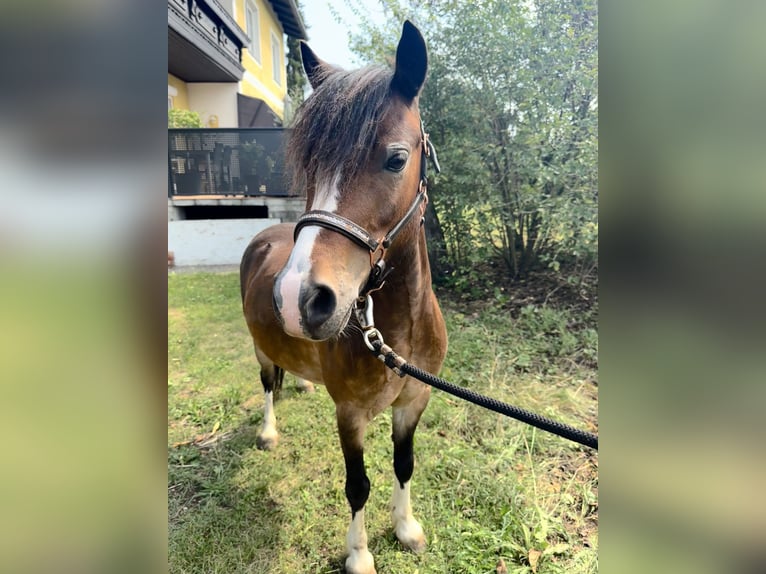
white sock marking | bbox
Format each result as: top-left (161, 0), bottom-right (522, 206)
top-left (345, 509), bottom-right (375, 573)
top-left (391, 478), bottom-right (425, 551)
top-left (260, 391), bottom-right (277, 439)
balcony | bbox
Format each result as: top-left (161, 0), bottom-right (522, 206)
top-left (168, 128), bottom-right (302, 198)
top-left (168, 128), bottom-right (307, 266)
top-left (168, 0), bottom-right (249, 83)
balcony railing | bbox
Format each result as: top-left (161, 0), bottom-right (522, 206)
top-left (168, 128), bottom-right (300, 198)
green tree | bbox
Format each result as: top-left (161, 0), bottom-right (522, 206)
top-left (285, 1), bottom-right (307, 123)
top-left (345, 0), bottom-right (597, 284)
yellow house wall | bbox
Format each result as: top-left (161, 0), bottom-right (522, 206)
top-left (187, 83), bottom-right (239, 128)
top-left (168, 74), bottom-right (190, 110)
top-left (233, 0), bottom-right (286, 119)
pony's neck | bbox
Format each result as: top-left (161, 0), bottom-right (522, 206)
top-left (374, 227), bottom-right (433, 314)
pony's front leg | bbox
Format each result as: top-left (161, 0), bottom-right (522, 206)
top-left (254, 350), bottom-right (283, 450)
top-left (391, 387), bottom-right (430, 553)
top-left (337, 405), bottom-right (376, 574)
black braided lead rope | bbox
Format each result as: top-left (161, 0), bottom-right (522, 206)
top-left (370, 340), bottom-right (598, 450)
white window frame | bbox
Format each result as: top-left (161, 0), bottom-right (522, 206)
top-left (168, 85), bottom-right (177, 110)
top-left (245, 1), bottom-right (261, 64)
top-left (271, 32), bottom-right (282, 86)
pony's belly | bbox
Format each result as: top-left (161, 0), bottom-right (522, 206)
top-left (277, 352), bottom-right (325, 386)
top-left (285, 366), bottom-right (325, 386)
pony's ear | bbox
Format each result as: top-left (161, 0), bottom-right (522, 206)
top-left (391, 20), bottom-right (428, 101)
top-left (300, 41), bottom-right (332, 90)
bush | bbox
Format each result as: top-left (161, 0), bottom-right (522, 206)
top-left (168, 109), bottom-right (203, 128)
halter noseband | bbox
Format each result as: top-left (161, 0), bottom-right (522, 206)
top-left (293, 119), bottom-right (441, 297)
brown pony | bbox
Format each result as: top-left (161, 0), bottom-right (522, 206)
top-left (240, 21), bottom-right (447, 574)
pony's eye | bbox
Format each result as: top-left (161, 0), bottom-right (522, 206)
top-left (385, 151), bottom-right (408, 172)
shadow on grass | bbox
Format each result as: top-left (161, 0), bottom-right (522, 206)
top-left (311, 532), bottom-right (421, 574)
top-left (169, 422), bottom-right (288, 573)
top-left (314, 555), bottom-right (347, 574)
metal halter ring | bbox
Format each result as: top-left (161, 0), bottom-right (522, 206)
top-left (369, 243), bottom-right (387, 269)
top-left (363, 328), bottom-right (383, 351)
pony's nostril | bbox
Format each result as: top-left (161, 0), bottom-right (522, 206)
top-left (312, 285), bottom-right (336, 315)
top-left (301, 283), bottom-right (337, 331)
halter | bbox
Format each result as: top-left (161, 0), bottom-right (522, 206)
top-left (293, 118), bottom-right (441, 297)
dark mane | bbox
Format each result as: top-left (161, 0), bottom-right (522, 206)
top-left (287, 65), bottom-right (395, 193)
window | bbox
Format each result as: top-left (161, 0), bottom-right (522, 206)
top-left (271, 33), bottom-right (281, 85)
top-left (168, 85), bottom-right (177, 110)
top-left (246, 2), bottom-right (260, 63)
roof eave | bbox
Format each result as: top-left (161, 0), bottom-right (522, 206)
top-left (268, 0), bottom-right (308, 40)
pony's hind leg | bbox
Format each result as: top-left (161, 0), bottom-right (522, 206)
top-left (254, 349), bottom-right (284, 450)
top-left (295, 378), bottom-right (315, 393)
top-left (390, 386), bottom-right (431, 553)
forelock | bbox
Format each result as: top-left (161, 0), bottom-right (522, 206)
top-left (287, 65), bottom-right (394, 191)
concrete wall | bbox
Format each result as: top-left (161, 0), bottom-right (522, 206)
top-left (168, 218), bottom-right (280, 266)
top-left (168, 202), bottom-right (184, 221)
top-left (169, 196), bottom-right (305, 222)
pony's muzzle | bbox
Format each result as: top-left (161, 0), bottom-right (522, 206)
top-left (299, 282), bottom-right (338, 339)
top-left (273, 266), bottom-right (345, 340)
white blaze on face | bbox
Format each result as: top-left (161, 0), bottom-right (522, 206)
top-left (276, 171), bottom-right (341, 337)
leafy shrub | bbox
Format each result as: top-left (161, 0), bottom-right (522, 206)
top-left (168, 109), bottom-right (203, 128)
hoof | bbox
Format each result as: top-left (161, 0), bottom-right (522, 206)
top-left (256, 432), bottom-right (278, 450)
top-left (296, 379), bottom-right (315, 393)
top-left (345, 549), bottom-right (376, 574)
top-left (394, 518), bottom-right (427, 554)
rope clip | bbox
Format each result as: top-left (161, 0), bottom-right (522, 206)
top-left (354, 294), bottom-right (374, 330)
top-left (354, 295), bottom-right (389, 353)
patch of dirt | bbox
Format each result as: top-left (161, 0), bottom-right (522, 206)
top-left (435, 262), bottom-right (597, 324)
top-left (553, 451), bottom-right (599, 550)
top-left (168, 308), bottom-right (185, 321)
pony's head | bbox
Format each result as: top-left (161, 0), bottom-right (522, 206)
top-left (273, 21), bottom-right (429, 341)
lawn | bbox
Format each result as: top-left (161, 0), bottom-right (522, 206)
top-left (168, 271), bottom-right (598, 574)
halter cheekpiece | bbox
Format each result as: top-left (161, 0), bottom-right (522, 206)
top-left (293, 118), bottom-right (441, 298)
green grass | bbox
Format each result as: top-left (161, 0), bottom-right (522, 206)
top-left (168, 272), bottom-right (598, 574)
